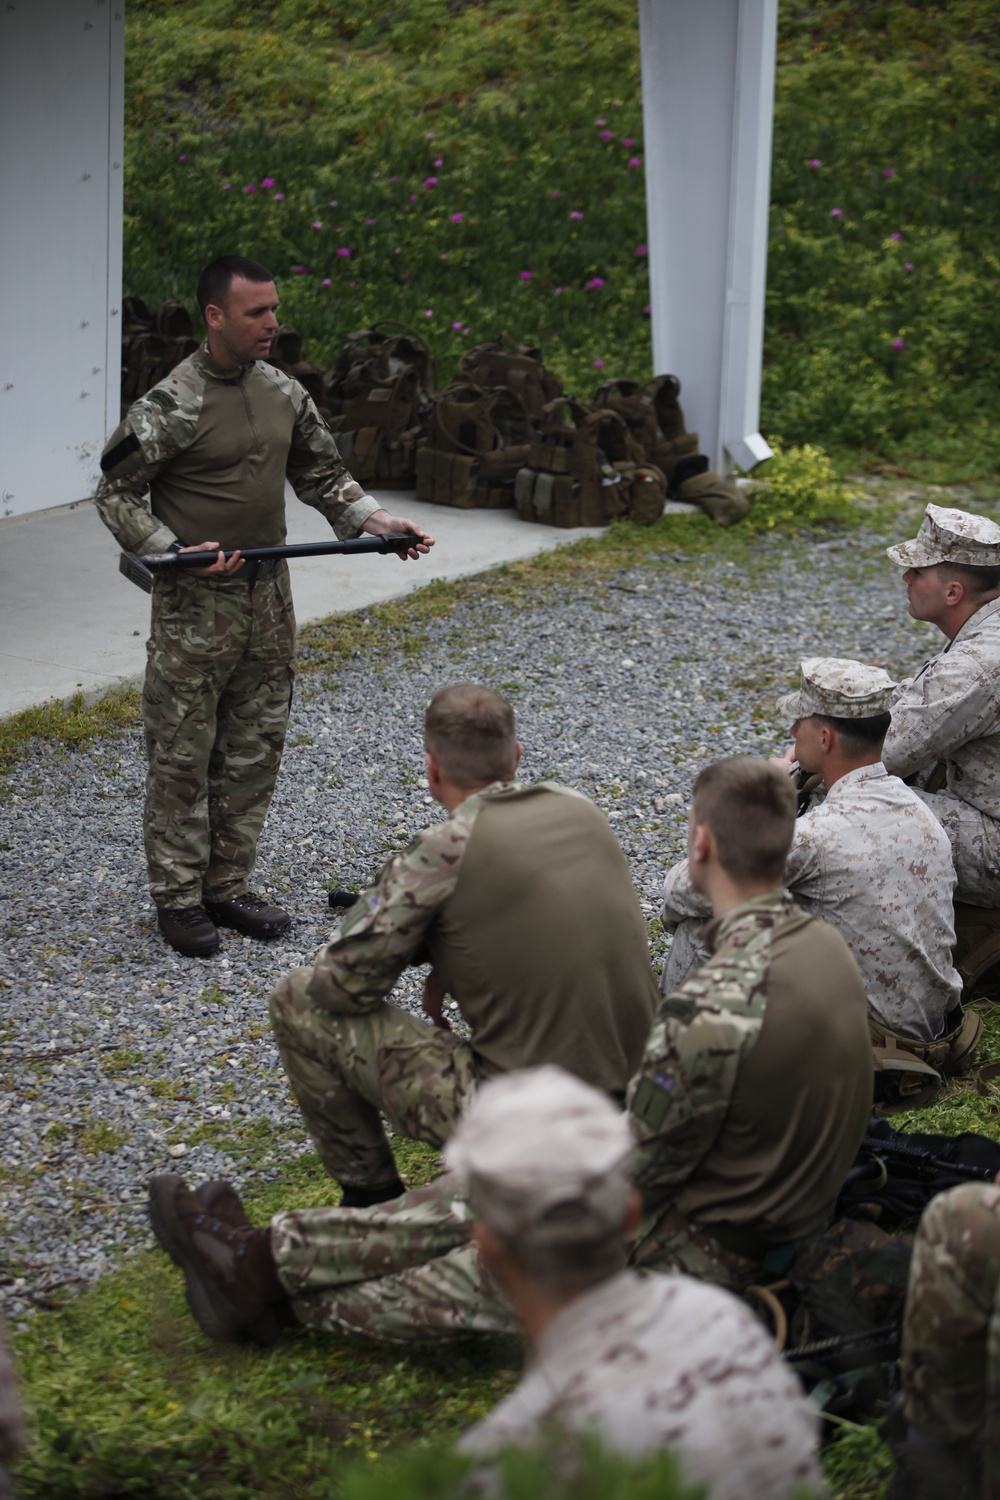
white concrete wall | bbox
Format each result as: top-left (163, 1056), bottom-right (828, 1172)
top-left (0, 0), bottom-right (124, 519)
top-left (639, 0), bottom-right (777, 474)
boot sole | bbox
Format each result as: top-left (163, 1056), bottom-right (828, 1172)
top-left (149, 1174), bottom-right (259, 1342)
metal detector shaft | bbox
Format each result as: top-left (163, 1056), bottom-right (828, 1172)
top-left (137, 534), bottom-right (424, 569)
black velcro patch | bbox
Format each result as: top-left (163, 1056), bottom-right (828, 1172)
top-left (631, 1073), bottom-right (677, 1131)
top-left (100, 430), bottom-right (141, 474)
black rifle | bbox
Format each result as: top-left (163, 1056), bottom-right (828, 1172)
top-left (856, 1131), bottom-right (1000, 1188)
top-left (119, 534), bottom-right (425, 593)
top-left (785, 1320), bottom-right (901, 1376)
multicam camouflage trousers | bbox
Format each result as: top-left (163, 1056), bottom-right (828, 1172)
top-left (270, 1176), bottom-right (517, 1342)
top-left (902, 1181), bottom-right (1000, 1483)
top-left (914, 789), bottom-right (1000, 907)
top-left (268, 967), bottom-right (480, 1188)
top-left (143, 563), bottom-right (295, 907)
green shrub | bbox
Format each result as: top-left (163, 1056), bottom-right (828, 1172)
top-left (744, 440), bottom-right (859, 533)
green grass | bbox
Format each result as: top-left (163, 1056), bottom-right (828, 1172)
top-left (120, 0), bottom-right (1000, 478)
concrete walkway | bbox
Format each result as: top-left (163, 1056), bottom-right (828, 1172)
top-left (0, 489), bottom-right (608, 718)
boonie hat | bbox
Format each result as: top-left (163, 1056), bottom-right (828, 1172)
top-left (444, 1066), bottom-right (632, 1246)
top-left (777, 657), bottom-right (897, 722)
top-left (887, 503), bottom-right (1000, 568)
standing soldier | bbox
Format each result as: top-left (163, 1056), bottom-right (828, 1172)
top-left (95, 256), bottom-right (432, 956)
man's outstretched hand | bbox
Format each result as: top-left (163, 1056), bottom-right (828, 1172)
top-left (363, 509), bottom-right (435, 561)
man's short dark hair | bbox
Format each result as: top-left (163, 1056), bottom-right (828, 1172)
top-left (937, 561), bottom-right (1000, 599)
top-left (196, 256), bottom-right (273, 317)
top-left (424, 683), bottom-right (517, 788)
top-left (815, 712), bottom-right (892, 753)
top-left (692, 757), bottom-right (796, 884)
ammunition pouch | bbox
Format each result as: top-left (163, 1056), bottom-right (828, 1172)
top-left (870, 1004), bottom-right (983, 1112)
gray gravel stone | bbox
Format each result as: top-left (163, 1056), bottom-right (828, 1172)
top-left (0, 520), bottom-right (940, 1317)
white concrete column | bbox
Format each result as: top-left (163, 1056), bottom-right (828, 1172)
top-left (639, 0), bottom-right (778, 474)
top-left (0, 0), bottom-right (124, 519)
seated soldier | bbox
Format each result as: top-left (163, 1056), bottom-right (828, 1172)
top-left (150, 1068), bottom-right (825, 1500)
top-left (883, 1179), bottom-right (1000, 1500)
top-left (884, 502), bottom-right (1000, 908)
top-left (268, 681), bottom-right (658, 1207)
top-left (660, 660), bottom-right (967, 1071)
top-left (147, 757), bottom-right (872, 1340)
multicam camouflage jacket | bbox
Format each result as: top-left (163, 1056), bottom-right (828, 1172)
top-left (628, 890), bottom-right (792, 1202)
top-left (305, 780), bottom-right (530, 1015)
top-left (883, 595), bottom-right (1000, 821)
top-left (95, 342), bottom-right (378, 555)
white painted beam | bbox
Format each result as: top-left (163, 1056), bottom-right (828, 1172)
top-left (639, 0), bottom-right (778, 474)
top-left (0, 0), bottom-right (124, 519)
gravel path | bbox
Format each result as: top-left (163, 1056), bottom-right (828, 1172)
top-left (0, 513), bottom-right (942, 1320)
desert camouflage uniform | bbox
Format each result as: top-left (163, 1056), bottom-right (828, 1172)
top-left (661, 765), bottom-right (961, 1040)
top-left (0, 1319), bottom-right (24, 1500)
top-left (882, 596), bottom-right (1000, 907)
top-left (458, 1270), bottom-right (826, 1500)
top-left (902, 1181), bottom-right (1000, 1491)
top-left (95, 343), bottom-right (379, 906)
top-left (269, 780), bottom-right (657, 1187)
top-left (264, 890), bottom-right (869, 1340)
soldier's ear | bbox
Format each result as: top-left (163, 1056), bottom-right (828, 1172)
top-left (690, 822), bottom-right (713, 866)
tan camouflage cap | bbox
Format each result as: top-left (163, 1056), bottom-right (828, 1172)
top-left (777, 657), bottom-right (897, 722)
top-left (443, 1066), bottom-right (632, 1246)
top-left (886, 503), bottom-right (1000, 568)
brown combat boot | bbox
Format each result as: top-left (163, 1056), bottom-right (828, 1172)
top-left (149, 1174), bottom-right (289, 1344)
top-left (204, 892), bottom-right (291, 939)
top-left (156, 906), bottom-right (220, 958)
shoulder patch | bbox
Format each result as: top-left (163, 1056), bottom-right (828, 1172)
top-left (658, 996), bottom-right (700, 1026)
top-left (631, 1072), bottom-right (676, 1131)
top-left (100, 430), bottom-right (141, 474)
top-left (145, 387), bottom-right (179, 414)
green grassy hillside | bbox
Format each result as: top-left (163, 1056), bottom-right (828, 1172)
top-left (123, 0), bottom-right (1000, 478)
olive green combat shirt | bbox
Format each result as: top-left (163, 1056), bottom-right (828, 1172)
top-left (630, 890), bottom-right (873, 1246)
top-left (95, 343), bottom-right (379, 553)
top-left (305, 781), bottom-right (659, 1097)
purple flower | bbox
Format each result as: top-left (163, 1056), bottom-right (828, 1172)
top-left (628, 157), bottom-right (641, 169)
top-left (244, 184), bottom-right (256, 194)
top-left (808, 158), bottom-right (821, 169)
top-left (623, 137), bottom-right (634, 147)
top-left (570, 210), bottom-right (583, 221)
top-left (830, 207), bottom-right (843, 217)
top-left (223, 183), bottom-right (232, 192)
top-left (388, 175), bottom-right (398, 182)
top-left (424, 309), bottom-right (434, 318)
top-left (312, 220), bottom-right (323, 229)
top-left (549, 189), bottom-right (561, 198)
top-left (883, 167), bottom-right (896, 179)
top-left (329, 200), bottom-right (338, 207)
top-left (644, 303), bottom-right (651, 315)
top-left (425, 130), bottom-right (435, 139)
top-left (889, 231), bottom-right (902, 241)
top-left (452, 320), bottom-right (463, 330)
top-left (595, 116), bottom-right (606, 125)
top-left (336, 246), bottom-right (351, 259)
top-left (434, 156), bottom-right (443, 167)
top-left (593, 359), bottom-right (605, 368)
top-left (451, 212), bottom-right (464, 224)
top-left (410, 193), bottom-right (417, 202)
top-left (891, 337), bottom-right (905, 350)
top-left (585, 276), bottom-right (606, 290)
top-left (177, 153), bottom-right (188, 163)
top-left (402, 271), bottom-right (411, 280)
top-left (600, 129), bottom-right (614, 140)
top-left (423, 176), bottom-right (438, 189)
top-left (274, 192), bottom-right (284, 201)
top-left (292, 265), bottom-right (308, 275)
top-left (634, 244), bottom-right (647, 256)
top-left (519, 270), bottom-right (533, 281)
top-left (366, 216), bottom-right (377, 225)
top-left (904, 261), bottom-right (913, 270)
top-left (261, 176), bottom-right (275, 188)
top-left (554, 287), bottom-right (563, 295)
top-left (321, 278), bottom-right (332, 287)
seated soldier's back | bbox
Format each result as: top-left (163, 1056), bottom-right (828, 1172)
top-left (432, 782), bottom-right (658, 1095)
top-left (675, 906), bottom-right (872, 1242)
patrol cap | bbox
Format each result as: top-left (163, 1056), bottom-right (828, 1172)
top-left (777, 657), bottom-right (896, 722)
top-left (886, 503), bottom-right (1000, 568)
top-left (443, 1066), bottom-right (632, 1247)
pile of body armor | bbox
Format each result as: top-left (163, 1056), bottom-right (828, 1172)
top-left (119, 307), bottom-right (750, 528)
